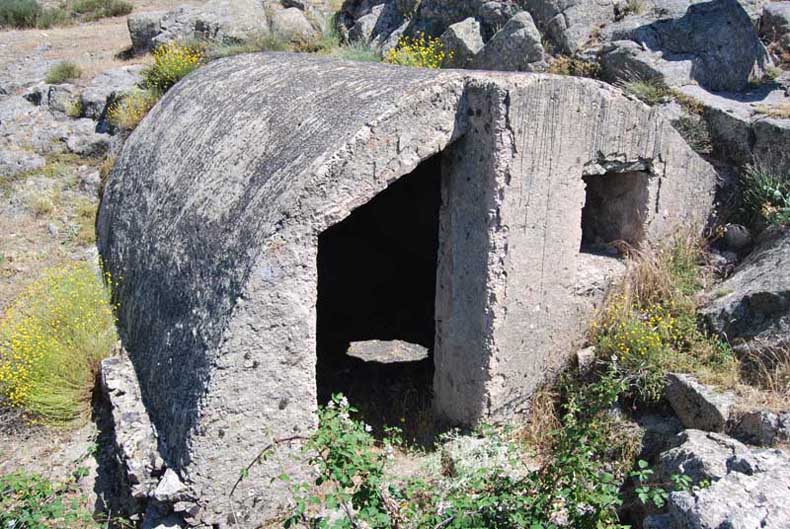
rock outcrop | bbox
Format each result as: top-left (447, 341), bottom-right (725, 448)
top-left (126, 0), bottom-right (322, 53)
top-left (701, 227), bottom-right (790, 354)
top-left (648, 429), bottom-right (790, 529)
top-left (600, 0), bottom-right (771, 92)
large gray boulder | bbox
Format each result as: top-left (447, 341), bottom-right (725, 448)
top-left (270, 7), bottom-right (318, 41)
top-left (675, 84), bottom-right (790, 176)
top-left (659, 430), bottom-right (758, 483)
top-left (439, 18), bottom-right (485, 68)
top-left (128, 10), bottom-right (169, 55)
top-left (701, 228), bottom-right (790, 354)
top-left (604, 0), bottom-right (771, 91)
top-left (128, 0), bottom-right (271, 53)
top-left (470, 11), bottom-right (546, 72)
top-left (522, 0), bottom-right (618, 54)
top-left (80, 66), bottom-right (144, 123)
top-left (0, 147), bottom-right (45, 178)
top-left (23, 83), bottom-right (80, 114)
top-left (403, 0), bottom-right (490, 37)
top-left (733, 410), bottom-right (790, 446)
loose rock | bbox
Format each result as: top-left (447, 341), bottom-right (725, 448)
top-left (665, 373), bottom-right (735, 432)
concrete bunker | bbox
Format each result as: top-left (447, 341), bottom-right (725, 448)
top-left (316, 153), bottom-right (442, 435)
top-left (97, 53), bottom-right (718, 528)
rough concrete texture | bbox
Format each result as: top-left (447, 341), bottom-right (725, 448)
top-left (98, 53), bottom-right (716, 527)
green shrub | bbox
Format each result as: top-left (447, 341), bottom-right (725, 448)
top-left (0, 0), bottom-right (69, 28)
top-left (107, 89), bottom-right (160, 130)
top-left (740, 166), bottom-right (790, 228)
top-left (0, 471), bottom-right (96, 529)
top-left (64, 97), bottom-right (83, 118)
top-left (384, 33), bottom-right (450, 68)
top-left (143, 41), bottom-right (205, 93)
top-left (330, 41), bottom-right (381, 63)
top-left (45, 61), bottom-right (82, 84)
top-left (35, 5), bottom-right (68, 27)
top-left (71, 0), bottom-right (132, 20)
top-left (0, 263), bottom-right (117, 424)
top-left (0, 0), bottom-right (41, 28)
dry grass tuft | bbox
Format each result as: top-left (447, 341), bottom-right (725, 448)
top-left (107, 89), bottom-right (159, 130)
top-left (517, 385), bottom-right (560, 462)
top-left (755, 101), bottom-right (790, 119)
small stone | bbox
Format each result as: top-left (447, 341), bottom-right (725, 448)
top-left (153, 468), bottom-right (190, 503)
top-left (346, 339), bottom-right (429, 364)
top-left (733, 410), bottom-right (790, 446)
top-left (658, 429), bottom-right (754, 483)
top-left (47, 223), bottom-right (59, 237)
top-left (665, 373), bottom-right (735, 432)
top-left (723, 224), bottom-right (752, 252)
top-left (576, 346), bottom-right (596, 373)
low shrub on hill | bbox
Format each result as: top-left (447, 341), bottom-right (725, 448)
top-left (143, 40), bottom-right (205, 93)
top-left (275, 385), bottom-right (689, 529)
top-left (0, 471), bottom-right (95, 529)
top-left (45, 61), bottom-right (82, 84)
top-left (0, 0), bottom-right (131, 29)
top-left (591, 233), bottom-right (738, 403)
top-left (0, 0), bottom-right (67, 28)
top-left (740, 166), bottom-right (790, 228)
top-left (0, 0), bottom-right (41, 27)
top-left (107, 89), bottom-right (159, 130)
top-left (0, 263), bottom-right (117, 424)
top-left (71, 0), bottom-right (132, 20)
top-left (385, 33), bottom-right (450, 69)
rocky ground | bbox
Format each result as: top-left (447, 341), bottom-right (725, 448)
top-left (0, 0), bottom-right (203, 521)
top-left (1, 0), bottom-right (790, 528)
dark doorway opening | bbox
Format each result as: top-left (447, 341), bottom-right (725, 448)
top-left (581, 171), bottom-right (650, 254)
top-left (316, 154), bottom-right (442, 443)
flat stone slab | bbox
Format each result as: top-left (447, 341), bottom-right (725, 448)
top-left (346, 339), bottom-right (430, 363)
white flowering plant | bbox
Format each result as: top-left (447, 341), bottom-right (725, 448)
top-left (284, 394), bottom-right (396, 529)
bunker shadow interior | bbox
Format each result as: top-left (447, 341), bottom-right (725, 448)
top-left (316, 153), bottom-right (442, 440)
top-left (580, 170), bottom-right (651, 254)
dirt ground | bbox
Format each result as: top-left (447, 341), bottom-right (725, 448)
top-left (0, 2), bottom-right (205, 516)
top-left (0, 0), bottom-right (203, 80)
